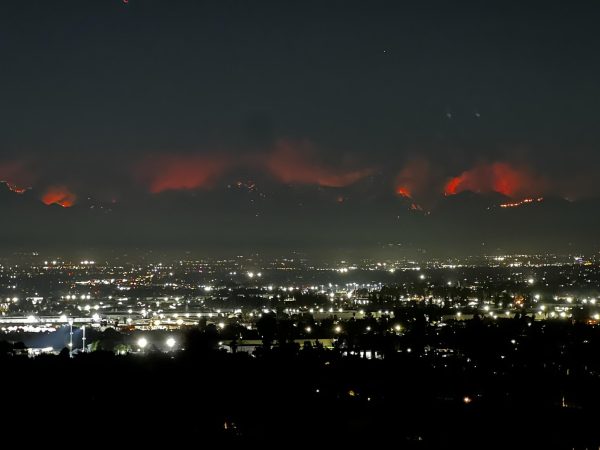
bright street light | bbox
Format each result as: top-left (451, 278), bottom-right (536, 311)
top-left (68, 319), bottom-right (74, 358)
top-left (138, 337), bottom-right (148, 349)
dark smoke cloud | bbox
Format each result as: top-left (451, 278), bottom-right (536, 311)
top-left (0, 160), bottom-right (35, 187)
top-left (394, 158), bottom-right (442, 206)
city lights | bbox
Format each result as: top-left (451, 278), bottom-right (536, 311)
top-left (1, 1), bottom-right (598, 444)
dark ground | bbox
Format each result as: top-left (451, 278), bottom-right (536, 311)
top-left (2, 348), bottom-right (599, 449)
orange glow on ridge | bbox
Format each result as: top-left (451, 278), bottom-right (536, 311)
top-left (444, 162), bottom-right (544, 198)
top-left (137, 154), bottom-right (231, 193)
top-left (266, 141), bottom-right (374, 187)
top-left (42, 186), bottom-right (76, 207)
top-left (395, 186), bottom-right (412, 198)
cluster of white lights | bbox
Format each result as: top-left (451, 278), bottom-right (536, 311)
top-left (64, 294), bottom-right (91, 300)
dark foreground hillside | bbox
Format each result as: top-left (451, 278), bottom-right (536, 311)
top-left (2, 346), bottom-right (600, 449)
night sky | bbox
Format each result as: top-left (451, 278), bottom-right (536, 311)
top-left (1, 1), bottom-right (600, 258)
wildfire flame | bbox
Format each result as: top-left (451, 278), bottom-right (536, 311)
top-left (499, 197), bottom-right (544, 208)
top-left (395, 186), bottom-right (412, 198)
top-left (2, 181), bottom-right (28, 194)
top-left (444, 162), bottom-right (544, 198)
top-left (42, 186), bottom-right (76, 207)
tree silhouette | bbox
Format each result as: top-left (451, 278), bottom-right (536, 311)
top-left (257, 312), bottom-right (277, 350)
